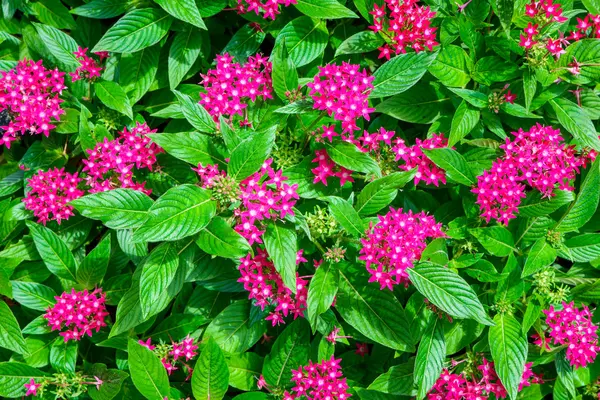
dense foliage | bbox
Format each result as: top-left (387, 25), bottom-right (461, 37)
top-left (1, 0), bottom-right (600, 399)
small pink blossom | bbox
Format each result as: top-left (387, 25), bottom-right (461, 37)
top-left (355, 342), bottom-right (369, 357)
top-left (43, 288), bottom-right (109, 342)
top-left (138, 338), bottom-right (155, 351)
top-left (393, 133), bottom-right (449, 186)
top-left (24, 379), bottom-right (41, 397)
top-left (288, 357), bottom-right (351, 400)
top-left (70, 47), bottom-right (104, 82)
top-left (311, 149), bottom-right (354, 187)
top-left (236, 0), bottom-right (297, 20)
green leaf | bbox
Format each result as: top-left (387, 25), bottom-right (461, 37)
top-left (558, 39), bottom-right (600, 82)
top-left (223, 24), bottom-right (266, 61)
top-left (71, 0), bottom-right (129, 19)
top-left (192, 338), bottom-right (229, 400)
top-left (448, 88), bottom-right (488, 108)
top-left (275, 17), bottom-right (328, 68)
top-left (423, 148), bottom-right (476, 186)
top-left (428, 45), bottom-right (472, 87)
top-left (550, 98), bottom-right (600, 150)
top-left (94, 79), bottom-right (133, 119)
top-left (523, 69), bottom-right (536, 112)
top-left (335, 31), bottom-right (383, 56)
top-left (355, 170), bottom-right (415, 216)
top-left (559, 233), bottom-right (600, 262)
top-left (27, 222), bottom-right (77, 282)
top-left (519, 190), bottom-right (574, 217)
top-left (140, 243), bottom-right (179, 318)
top-left (0, 363), bottom-right (47, 398)
top-left (262, 319), bottom-right (310, 387)
top-left (169, 28), bottom-right (204, 89)
top-left (127, 339), bottom-right (170, 400)
top-left (196, 217), bottom-right (251, 259)
top-left (325, 141), bottom-right (381, 177)
top-left (408, 263), bottom-right (494, 325)
top-left (92, 8), bottom-right (173, 53)
top-left (274, 100), bottom-right (315, 114)
top-left (488, 314), bottom-right (528, 400)
top-left (228, 130), bottom-right (276, 180)
top-left (263, 221), bottom-right (297, 293)
top-left (470, 226), bottom-right (516, 257)
top-left (70, 189), bottom-right (153, 230)
top-left (448, 101), bottom-right (480, 146)
top-left (133, 184), bottom-right (216, 243)
top-left (307, 262), bottom-right (339, 329)
top-left (377, 83), bottom-right (448, 124)
top-left (154, 0), bottom-right (206, 29)
top-left (522, 238), bottom-right (556, 277)
top-left (371, 51), bottom-right (438, 98)
top-left (494, 0), bottom-right (515, 36)
top-left (368, 361), bottom-right (416, 396)
top-left (120, 45), bottom-right (160, 104)
top-left (204, 300), bottom-right (266, 354)
top-left (555, 159), bottom-right (600, 232)
top-left (32, 23), bottom-right (78, 70)
top-left (148, 132), bottom-right (217, 166)
top-left (337, 268), bottom-right (414, 351)
top-left (77, 234), bottom-right (111, 288)
top-left (228, 353), bottom-right (263, 391)
top-left (555, 350), bottom-right (576, 399)
top-left (49, 338), bottom-right (77, 373)
top-left (0, 301), bottom-right (28, 356)
top-left (173, 90), bottom-right (217, 134)
top-left (414, 317), bottom-right (445, 400)
top-left (11, 282), bottom-right (56, 311)
top-left (87, 364), bottom-right (129, 400)
top-left (30, 0), bottom-right (76, 29)
top-left (322, 196), bottom-right (364, 237)
top-left (472, 56), bottom-right (520, 86)
top-left (294, 0), bottom-right (358, 18)
top-left (272, 40), bottom-right (299, 102)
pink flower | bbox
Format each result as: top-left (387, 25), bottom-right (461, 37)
top-left (23, 168), bottom-right (84, 225)
top-left (138, 338), bottom-right (155, 351)
top-left (359, 208), bottom-right (445, 290)
top-left (238, 249), bottom-right (308, 325)
top-left (288, 357), bottom-right (351, 400)
top-left (369, 0), bottom-right (438, 56)
top-left (355, 342), bottom-right (369, 357)
top-left (236, 0), bottom-right (297, 20)
top-left (200, 53), bottom-right (273, 121)
top-left (43, 288), bottom-right (109, 342)
top-left (93, 376), bottom-right (103, 390)
top-left (472, 124), bottom-right (590, 224)
top-left (503, 90), bottom-right (517, 104)
top-left (393, 133), bottom-right (449, 186)
top-left (539, 302), bottom-right (599, 368)
top-left (161, 358), bottom-right (178, 375)
top-left (311, 149), bottom-right (354, 187)
top-left (0, 59), bottom-right (66, 148)
top-left (24, 379), bottom-right (41, 397)
top-left (307, 62), bottom-right (375, 133)
top-left (82, 122), bottom-right (162, 194)
top-left (70, 47), bottom-right (104, 82)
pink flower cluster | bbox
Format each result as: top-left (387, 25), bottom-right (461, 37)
top-left (43, 288), bottom-right (109, 342)
top-left (369, 0), bottom-right (438, 60)
top-left (139, 336), bottom-right (198, 375)
top-left (236, 0), bottom-right (297, 20)
top-left (200, 53), bottom-right (273, 122)
top-left (0, 59), bottom-right (66, 148)
top-left (24, 379), bottom-right (41, 397)
top-left (307, 63), bottom-right (375, 133)
top-left (428, 359), bottom-right (542, 400)
top-left (472, 124), bottom-right (590, 225)
top-left (518, 1), bottom-right (571, 56)
top-left (393, 133), bottom-right (449, 186)
top-left (82, 122), bottom-right (161, 194)
top-left (359, 208), bottom-right (445, 290)
top-left (284, 357), bottom-right (351, 400)
top-left (238, 248), bottom-right (308, 326)
top-left (70, 47), bottom-right (106, 82)
top-left (311, 149), bottom-right (354, 187)
top-left (568, 14), bottom-right (600, 41)
top-left (234, 160), bottom-right (298, 245)
top-left (22, 167), bottom-right (84, 225)
top-left (537, 302), bottom-right (598, 368)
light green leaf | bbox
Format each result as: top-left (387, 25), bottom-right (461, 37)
top-left (322, 196), bottom-right (364, 237)
top-left (127, 339), bottom-right (170, 400)
top-left (77, 234), bottom-right (111, 288)
top-left (263, 221), bottom-right (297, 293)
top-left (307, 262), bottom-right (339, 329)
top-left (32, 23), bottom-right (78, 70)
top-left (275, 17), bottom-right (328, 68)
top-left (0, 363), bottom-right (47, 398)
top-left (449, 101), bottom-right (480, 146)
top-left (192, 338), bottom-right (229, 400)
top-left (196, 217), bottom-right (251, 259)
top-left (428, 45), bottom-right (472, 87)
top-left (71, 0), bottom-right (130, 19)
top-left (335, 31), bottom-right (383, 56)
top-left (262, 319), bottom-right (310, 387)
top-left (522, 238), bottom-right (556, 277)
top-left (0, 301), bottom-right (28, 356)
top-left (94, 79), bottom-right (133, 119)
top-left (148, 132), bottom-right (217, 166)
top-left (423, 148), bottom-right (476, 186)
top-left (140, 243), bottom-right (179, 318)
top-left (559, 233), bottom-right (600, 262)
top-left (119, 45), bottom-right (160, 104)
top-left (11, 282), bottom-right (56, 311)
top-left (168, 28), bottom-right (204, 89)
top-left (555, 159), bottom-right (600, 232)
top-left (414, 317), bottom-right (445, 400)
top-left (154, 0), bottom-right (206, 29)
top-left (173, 90), bottom-right (217, 134)
top-left (355, 170), bottom-right (415, 216)
top-left (228, 130), bottom-right (276, 180)
top-left (371, 51), bottom-right (438, 98)
top-left (27, 222), bottom-right (77, 282)
top-left (294, 0), bottom-right (358, 19)
top-left (325, 141), bottom-right (381, 177)
top-left (204, 301), bottom-right (266, 354)
top-left (551, 98), bottom-right (600, 150)
top-left (470, 226), bottom-right (516, 257)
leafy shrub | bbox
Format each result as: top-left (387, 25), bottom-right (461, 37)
top-left (1, 0), bottom-right (600, 399)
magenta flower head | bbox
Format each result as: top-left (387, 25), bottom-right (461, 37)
top-left (287, 356), bottom-right (351, 400)
top-left (0, 59), bottom-right (66, 148)
top-left (82, 122), bottom-right (162, 194)
top-left (236, 0), bottom-right (297, 20)
top-left (393, 133), bottom-right (449, 186)
top-left (43, 288), bottom-right (109, 342)
top-left (200, 53), bottom-right (273, 122)
top-left (23, 167), bottom-right (84, 225)
top-left (238, 248), bottom-right (308, 326)
top-left (539, 302), bottom-right (598, 368)
top-left (311, 149), bottom-right (354, 187)
top-left (359, 208), bottom-right (445, 290)
top-left (70, 47), bottom-right (104, 82)
top-left (24, 379), bottom-right (41, 397)
top-left (369, 0), bottom-right (438, 58)
top-left (307, 62), bottom-right (375, 133)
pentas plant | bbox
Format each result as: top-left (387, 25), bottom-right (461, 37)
top-left (2, 1), bottom-right (600, 400)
